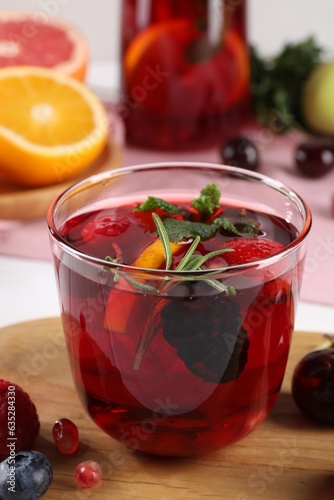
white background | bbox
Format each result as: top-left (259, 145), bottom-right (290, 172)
top-left (1, 0), bottom-right (333, 64)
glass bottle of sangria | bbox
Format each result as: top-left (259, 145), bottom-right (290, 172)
top-left (120, 0), bottom-right (250, 151)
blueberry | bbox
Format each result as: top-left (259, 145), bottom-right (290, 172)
top-left (0, 451), bottom-right (53, 500)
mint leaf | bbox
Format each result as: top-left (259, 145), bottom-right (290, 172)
top-left (192, 184), bottom-right (220, 215)
top-left (134, 196), bottom-right (182, 214)
top-left (235, 220), bottom-right (260, 236)
top-left (162, 217), bottom-right (238, 242)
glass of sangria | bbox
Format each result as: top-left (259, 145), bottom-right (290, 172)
top-left (47, 162), bottom-right (311, 457)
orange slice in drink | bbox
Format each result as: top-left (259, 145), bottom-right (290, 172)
top-left (123, 19), bottom-right (249, 117)
top-left (124, 19), bottom-right (198, 116)
top-left (0, 66), bottom-right (108, 187)
top-left (104, 238), bottom-right (183, 333)
top-left (124, 19), bottom-right (191, 80)
top-left (132, 238), bottom-right (183, 269)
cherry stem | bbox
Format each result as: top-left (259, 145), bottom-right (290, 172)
top-left (314, 334), bottom-right (334, 351)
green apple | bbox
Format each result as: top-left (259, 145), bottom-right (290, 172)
top-left (302, 60), bottom-right (334, 135)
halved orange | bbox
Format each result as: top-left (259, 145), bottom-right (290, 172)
top-left (0, 11), bottom-right (89, 81)
top-left (0, 66), bottom-right (109, 187)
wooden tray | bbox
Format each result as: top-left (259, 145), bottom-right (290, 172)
top-left (0, 139), bottom-right (123, 220)
top-left (0, 317), bottom-right (333, 499)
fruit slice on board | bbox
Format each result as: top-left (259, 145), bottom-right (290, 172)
top-left (0, 66), bottom-right (109, 187)
top-left (0, 10), bottom-right (88, 81)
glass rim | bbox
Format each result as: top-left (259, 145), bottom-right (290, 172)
top-left (47, 162), bottom-right (312, 275)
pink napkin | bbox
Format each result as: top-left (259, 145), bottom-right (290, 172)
top-left (1, 126), bottom-right (333, 307)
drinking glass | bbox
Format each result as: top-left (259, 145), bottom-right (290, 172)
top-left (47, 162), bottom-right (311, 457)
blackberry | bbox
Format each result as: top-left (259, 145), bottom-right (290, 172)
top-left (160, 295), bottom-right (249, 383)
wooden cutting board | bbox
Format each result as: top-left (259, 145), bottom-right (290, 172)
top-left (0, 139), bottom-right (123, 220)
top-left (0, 317), bottom-right (333, 500)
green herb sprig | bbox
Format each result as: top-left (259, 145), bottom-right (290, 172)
top-left (134, 196), bottom-right (182, 214)
top-left (104, 256), bottom-right (159, 293)
top-left (161, 216), bottom-right (238, 242)
top-left (250, 37), bottom-right (324, 132)
top-left (191, 183), bottom-right (220, 215)
top-left (132, 214), bottom-right (235, 370)
top-left (104, 215), bottom-right (235, 296)
top-left (154, 214), bottom-right (236, 295)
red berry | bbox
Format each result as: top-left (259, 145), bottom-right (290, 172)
top-left (0, 380), bottom-right (40, 460)
top-left (257, 277), bottom-right (291, 304)
top-left (75, 460), bottom-right (102, 488)
top-left (132, 208), bottom-right (165, 231)
top-left (52, 418), bottom-right (79, 454)
top-left (292, 348), bottom-right (334, 424)
top-left (295, 141), bottom-right (334, 178)
top-left (222, 237), bottom-right (284, 266)
top-left (81, 215), bottom-right (130, 242)
top-left (221, 136), bottom-right (259, 171)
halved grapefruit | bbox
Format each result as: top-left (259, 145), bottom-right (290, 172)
top-left (0, 11), bottom-right (89, 81)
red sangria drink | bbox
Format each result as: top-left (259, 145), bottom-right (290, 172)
top-left (48, 163), bottom-right (311, 457)
top-left (120, 0), bottom-right (250, 150)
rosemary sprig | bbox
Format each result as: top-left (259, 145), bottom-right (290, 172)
top-left (133, 215), bottom-right (236, 370)
top-left (152, 212), bottom-right (172, 270)
top-left (153, 214), bottom-right (235, 295)
top-left (175, 236), bottom-right (201, 271)
top-left (105, 217), bottom-right (235, 295)
top-left (182, 248), bottom-right (234, 271)
top-left (104, 256), bottom-right (159, 293)
top-left (199, 273), bottom-right (236, 296)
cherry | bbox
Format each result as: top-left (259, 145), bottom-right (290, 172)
top-left (295, 141), bottom-right (334, 178)
top-left (75, 460), bottom-right (102, 488)
top-left (52, 418), bottom-right (79, 454)
top-left (292, 348), bottom-right (334, 424)
top-left (220, 136), bottom-right (259, 171)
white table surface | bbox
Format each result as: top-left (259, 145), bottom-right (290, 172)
top-left (0, 61), bottom-right (333, 334)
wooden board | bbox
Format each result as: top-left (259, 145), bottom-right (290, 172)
top-left (0, 139), bottom-right (123, 220)
top-left (0, 317), bottom-right (333, 499)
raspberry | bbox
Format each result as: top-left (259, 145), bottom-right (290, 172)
top-left (81, 215), bottom-right (130, 242)
top-left (0, 380), bottom-right (40, 460)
